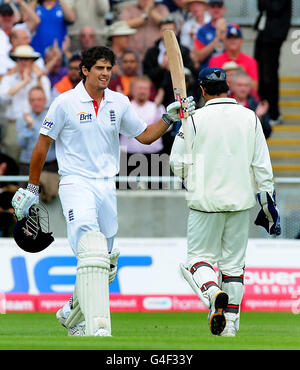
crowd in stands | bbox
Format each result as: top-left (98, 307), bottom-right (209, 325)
top-left (0, 0), bottom-right (292, 235)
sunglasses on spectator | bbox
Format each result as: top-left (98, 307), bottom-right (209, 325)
top-left (209, 3), bottom-right (224, 8)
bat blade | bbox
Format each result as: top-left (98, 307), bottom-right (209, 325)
top-left (163, 29), bottom-right (192, 163)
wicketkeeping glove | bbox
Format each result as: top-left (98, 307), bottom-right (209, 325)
top-left (166, 96), bottom-right (196, 122)
top-left (11, 184), bottom-right (39, 221)
top-left (254, 190), bottom-right (281, 236)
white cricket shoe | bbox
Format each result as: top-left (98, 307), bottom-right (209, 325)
top-left (208, 290), bottom-right (228, 335)
top-left (220, 320), bottom-right (236, 337)
top-left (94, 328), bottom-right (112, 337)
top-left (56, 308), bottom-right (85, 336)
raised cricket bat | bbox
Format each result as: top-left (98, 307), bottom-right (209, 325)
top-left (163, 29), bottom-right (193, 165)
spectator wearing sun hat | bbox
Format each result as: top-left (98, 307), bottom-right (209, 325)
top-left (0, 45), bottom-right (51, 162)
top-left (180, 0), bottom-right (211, 52)
top-left (209, 24), bottom-right (259, 94)
top-left (108, 21), bottom-right (137, 78)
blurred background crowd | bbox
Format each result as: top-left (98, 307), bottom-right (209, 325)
top-left (0, 0), bottom-right (294, 236)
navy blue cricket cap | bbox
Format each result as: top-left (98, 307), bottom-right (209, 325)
top-left (198, 67), bottom-right (227, 86)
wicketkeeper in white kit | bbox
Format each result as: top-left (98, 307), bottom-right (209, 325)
top-left (11, 46), bottom-right (195, 337)
top-left (170, 67), bottom-right (281, 337)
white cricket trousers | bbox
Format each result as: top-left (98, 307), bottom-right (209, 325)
top-left (58, 175), bottom-right (118, 255)
top-left (186, 208), bottom-right (250, 276)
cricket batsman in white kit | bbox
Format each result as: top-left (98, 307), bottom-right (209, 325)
top-left (170, 67), bottom-right (281, 337)
top-left (11, 46), bottom-right (195, 337)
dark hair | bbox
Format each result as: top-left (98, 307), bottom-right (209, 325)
top-left (69, 54), bottom-right (82, 65)
top-left (80, 46), bottom-right (115, 81)
top-left (202, 81), bottom-right (229, 96)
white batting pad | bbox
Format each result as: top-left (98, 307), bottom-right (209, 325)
top-left (76, 230), bottom-right (111, 336)
top-left (64, 293), bottom-right (84, 329)
top-left (180, 264), bottom-right (210, 308)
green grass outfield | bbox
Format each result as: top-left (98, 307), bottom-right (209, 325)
top-left (0, 312), bottom-right (299, 350)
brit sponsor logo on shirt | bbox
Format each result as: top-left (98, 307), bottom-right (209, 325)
top-left (77, 112), bottom-right (93, 124)
top-left (42, 117), bottom-right (54, 130)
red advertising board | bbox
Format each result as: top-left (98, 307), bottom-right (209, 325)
top-left (2, 266), bottom-right (300, 314)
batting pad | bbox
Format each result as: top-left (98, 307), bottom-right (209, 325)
top-left (180, 264), bottom-right (210, 308)
top-left (64, 293), bottom-right (84, 329)
top-left (76, 230), bottom-right (110, 336)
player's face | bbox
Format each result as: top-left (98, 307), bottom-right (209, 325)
top-left (84, 58), bottom-right (113, 91)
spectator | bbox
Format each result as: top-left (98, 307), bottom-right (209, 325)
top-left (108, 21), bottom-right (137, 78)
top-left (0, 148), bottom-right (19, 237)
top-left (44, 42), bottom-right (68, 87)
top-left (0, 3), bottom-right (17, 76)
top-left (119, 75), bottom-right (166, 189)
top-left (9, 28), bottom-right (46, 71)
top-left (0, 191), bottom-right (16, 236)
top-left (170, 0), bottom-right (190, 35)
top-left (16, 86), bottom-right (59, 202)
top-left (209, 24), bottom-right (259, 93)
top-left (180, 0), bottom-right (210, 52)
top-left (52, 54), bottom-right (82, 98)
top-left (109, 48), bottom-right (158, 102)
top-left (109, 49), bottom-right (141, 98)
top-left (30, 0), bottom-right (76, 57)
top-left (254, 0), bottom-right (292, 126)
top-left (0, 45), bottom-right (51, 162)
top-left (193, 0), bottom-right (227, 69)
top-left (120, 0), bottom-right (170, 60)
top-left (143, 15), bottom-right (196, 153)
top-left (0, 147), bottom-right (19, 193)
top-left (12, 0), bottom-right (41, 36)
top-left (64, 26), bottom-right (96, 61)
top-left (221, 60), bottom-right (241, 89)
top-left (230, 71), bottom-right (272, 139)
top-left (64, 0), bottom-right (109, 50)
top-left (143, 15), bottom-right (195, 108)
top-left (0, 3), bottom-right (16, 36)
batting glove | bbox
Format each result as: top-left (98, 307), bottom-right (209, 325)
top-left (12, 184), bottom-right (39, 221)
top-left (166, 96), bottom-right (196, 122)
top-left (254, 190), bottom-right (281, 236)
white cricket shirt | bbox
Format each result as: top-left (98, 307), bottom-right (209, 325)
top-left (40, 80), bottom-right (147, 178)
top-left (170, 97), bottom-right (274, 212)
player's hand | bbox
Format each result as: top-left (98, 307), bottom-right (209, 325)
top-left (12, 187), bottom-right (39, 220)
top-left (166, 96), bottom-right (196, 121)
top-left (254, 190), bottom-right (281, 236)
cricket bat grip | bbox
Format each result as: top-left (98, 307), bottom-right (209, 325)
top-left (174, 94), bottom-right (193, 164)
top-left (182, 117), bottom-right (193, 165)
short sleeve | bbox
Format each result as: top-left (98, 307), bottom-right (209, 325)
top-left (194, 27), bottom-right (209, 49)
top-left (39, 97), bottom-right (66, 140)
top-left (119, 100), bottom-right (147, 139)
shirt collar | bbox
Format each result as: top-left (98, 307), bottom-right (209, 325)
top-left (205, 97), bottom-right (237, 106)
top-left (75, 80), bottom-right (114, 103)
